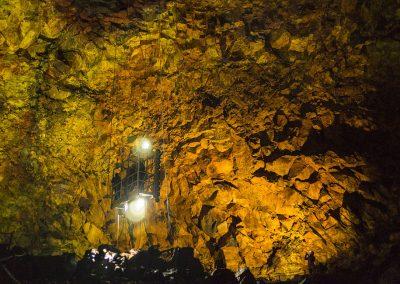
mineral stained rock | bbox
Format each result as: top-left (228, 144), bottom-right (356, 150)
top-left (0, 0), bottom-right (399, 281)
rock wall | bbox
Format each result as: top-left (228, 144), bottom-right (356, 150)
top-left (1, 0), bottom-right (399, 280)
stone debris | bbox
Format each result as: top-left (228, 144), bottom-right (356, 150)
top-left (73, 245), bottom-right (256, 283)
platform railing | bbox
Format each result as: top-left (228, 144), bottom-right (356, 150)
top-left (112, 171), bottom-right (153, 207)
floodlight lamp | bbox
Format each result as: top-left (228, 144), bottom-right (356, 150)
top-left (125, 197), bottom-right (146, 222)
top-left (135, 137), bottom-right (152, 154)
top-left (141, 139), bottom-right (151, 151)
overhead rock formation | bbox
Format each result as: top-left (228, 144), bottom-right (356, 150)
top-left (0, 0), bottom-right (399, 281)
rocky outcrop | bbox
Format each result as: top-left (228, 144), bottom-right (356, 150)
top-left (0, 0), bottom-right (399, 281)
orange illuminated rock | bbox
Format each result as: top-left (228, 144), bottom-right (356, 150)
top-left (265, 156), bottom-right (297, 176)
top-left (0, 0), bottom-right (398, 282)
top-left (222, 246), bottom-right (244, 272)
top-left (206, 159), bottom-right (234, 177)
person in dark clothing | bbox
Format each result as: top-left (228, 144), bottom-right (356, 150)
top-left (305, 251), bottom-right (316, 275)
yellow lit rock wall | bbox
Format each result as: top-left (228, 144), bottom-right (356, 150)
top-left (0, 0), bottom-right (399, 280)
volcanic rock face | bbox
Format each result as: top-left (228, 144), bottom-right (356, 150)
top-left (0, 0), bottom-right (400, 280)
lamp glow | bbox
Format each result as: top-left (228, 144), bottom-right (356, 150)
top-left (125, 197), bottom-right (146, 222)
top-left (141, 139), bottom-right (151, 151)
top-left (140, 138), bottom-right (151, 152)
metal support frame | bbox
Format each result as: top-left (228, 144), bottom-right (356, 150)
top-left (112, 149), bottom-right (155, 208)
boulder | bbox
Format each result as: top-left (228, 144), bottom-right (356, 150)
top-left (83, 223), bottom-right (108, 245)
top-left (222, 246), bottom-right (243, 272)
top-left (270, 30), bottom-right (291, 49)
top-left (265, 155), bottom-right (297, 176)
top-left (207, 159), bottom-right (234, 177)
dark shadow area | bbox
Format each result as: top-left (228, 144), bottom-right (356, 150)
top-left (50, 0), bottom-right (167, 34)
top-left (69, 0), bottom-right (163, 15)
top-left (306, 243), bottom-right (400, 284)
top-left (1, 243), bottom-right (398, 283)
top-left (295, 55), bottom-right (400, 283)
top-left (302, 114), bottom-right (400, 187)
top-left (0, 244), bottom-right (260, 283)
top-left (280, 5), bottom-right (400, 274)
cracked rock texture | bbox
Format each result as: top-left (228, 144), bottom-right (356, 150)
top-left (0, 0), bottom-right (400, 280)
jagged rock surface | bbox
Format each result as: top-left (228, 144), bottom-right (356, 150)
top-left (0, 0), bottom-right (399, 280)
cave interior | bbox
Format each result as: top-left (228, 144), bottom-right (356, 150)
top-left (0, 0), bottom-right (400, 283)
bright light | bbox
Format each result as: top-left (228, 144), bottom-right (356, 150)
top-left (125, 197), bottom-right (146, 222)
top-left (130, 197), bottom-right (145, 212)
top-left (133, 137), bottom-right (152, 156)
top-left (141, 139), bottom-right (151, 151)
